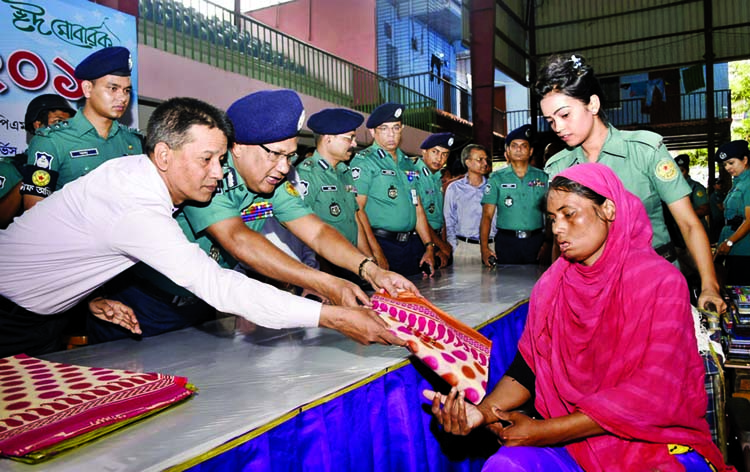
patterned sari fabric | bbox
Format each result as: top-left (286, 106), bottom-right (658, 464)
top-left (0, 354), bottom-right (194, 462)
top-left (518, 163), bottom-right (732, 471)
top-left (371, 291), bottom-right (491, 404)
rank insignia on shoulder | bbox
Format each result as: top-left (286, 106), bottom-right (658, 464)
top-left (33, 151), bottom-right (54, 169)
top-left (351, 167), bottom-right (361, 180)
top-left (285, 181), bottom-right (300, 197)
top-left (655, 158), bottom-right (679, 182)
top-left (317, 160), bottom-right (330, 170)
top-left (422, 167), bottom-right (430, 176)
top-left (301, 160), bottom-right (312, 168)
top-left (224, 168), bottom-right (239, 190)
top-left (377, 149), bottom-right (387, 159)
top-left (70, 148), bottom-right (99, 158)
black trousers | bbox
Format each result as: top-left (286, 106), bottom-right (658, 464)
top-left (725, 256), bottom-right (750, 286)
top-left (494, 232), bottom-right (545, 265)
top-left (0, 295), bottom-right (72, 358)
top-left (376, 232), bottom-right (425, 277)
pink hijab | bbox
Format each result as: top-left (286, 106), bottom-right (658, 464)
top-left (518, 163), bottom-right (730, 471)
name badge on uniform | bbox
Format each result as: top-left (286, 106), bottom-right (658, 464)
top-left (381, 169), bottom-right (396, 176)
top-left (411, 188), bottom-right (418, 205)
top-left (70, 148), bottom-right (99, 158)
top-left (322, 185), bottom-right (337, 192)
top-left (329, 202), bottom-right (341, 217)
top-left (500, 183), bottom-right (516, 188)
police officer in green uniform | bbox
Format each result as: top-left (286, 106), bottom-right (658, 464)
top-left (22, 46), bottom-right (142, 209)
top-left (0, 156), bottom-right (22, 229)
top-left (291, 107), bottom-right (383, 284)
top-left (480, 125), bottom-right (549, 265)
top-left (415, 132), bottom-right (454, 267)
top-left (350, 103), bottom-right (436, 276)
top-left (674, 154), bottom-right (709, 226)
top-left (714, 140), bottom-right (750, 285)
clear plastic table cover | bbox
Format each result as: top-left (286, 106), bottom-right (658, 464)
top-left (0, 264), bottom-right (541, 472)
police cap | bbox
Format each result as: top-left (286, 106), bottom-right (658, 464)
top-left (716, 140), bottom-right (749, 162)
top-left (366, 102), bottom-right (404, 128)
top-left (505, 124), bottom-right (533, 146)
top-left (228, 89), bottom-right (305, 145)
top-left (307, 108), bottom-right (363, 135)
top-left (24, 94), bottom-right (76, 133)
top-left (74, 46), bottom-right (132, 81)
top-left (674, 154), bottom-right (690, 169)
top-left (420, 132), bottom-right (454, 150)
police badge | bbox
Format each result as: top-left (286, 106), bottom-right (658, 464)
top-left (329, 202), bottom-right (341, 217)
top-left (504, 195), bottom-right (513, 207)
top-left (427, 203), bottom-right (435, 214)
top-left (388, 185), bottom-right (398, 199)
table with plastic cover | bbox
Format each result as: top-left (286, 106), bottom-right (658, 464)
top-left (0, 263), bottom-right (542, 472)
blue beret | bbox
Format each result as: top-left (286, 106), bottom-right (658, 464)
top-left (506, 124), bottom-right (533, 145)
top-left (307, 108), bottom-right (363, 135)
top-left (228, 89), bottom-right (305, 145)
top-left (674, 154), bottom-right (690, 169)
top-left (717, 140), bottom-right (749, 162)
top-left (366, 102), bottom-right (404, 128)
top-left (420, 132), bottom-right (454, 150)
top-left (74, 47), bottom-right (132, 80)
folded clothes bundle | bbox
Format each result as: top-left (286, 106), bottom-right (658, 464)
top-left (371, 291), bottom-right (492, 403)
top-left (0, 354), bottom-right (195, 463)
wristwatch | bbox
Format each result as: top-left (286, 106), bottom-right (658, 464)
top-left (725, 239), bottom-right (734, 248)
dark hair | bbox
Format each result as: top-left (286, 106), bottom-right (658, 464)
top-left (535, 54), bottom-right (608, 125)
top-left (145, 97), bottom-right (234, 156)
top-left (548, 175), bottom-right (607, 206)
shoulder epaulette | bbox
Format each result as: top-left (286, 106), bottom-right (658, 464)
top-left (623, 129), bottom-right (664, 149)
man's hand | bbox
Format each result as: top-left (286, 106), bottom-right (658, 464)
top-left (423, 388), bottom-right (488, 436)
top-left (364, 263), bottom-right (421, 296)
top-left (481, 247), bottom-right (496, 267)
top-left (698, 287), bottom-right (726, 314)
top-left (435, 239), bottom-right (452, 268)
top-left (88, 297), bottom-right (142, 335)
top-left (320, 276), bottom-right (370, 307)
top-left (318, 305), bottom-right (405, 345)
top-left (420, 247), bottom-right (436, 277)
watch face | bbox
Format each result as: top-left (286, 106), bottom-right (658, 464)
top-left (726, 240), bottom-right (734, 247)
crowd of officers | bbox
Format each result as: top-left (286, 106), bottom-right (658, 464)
top-left (0, 46), bottom-right (747, 358)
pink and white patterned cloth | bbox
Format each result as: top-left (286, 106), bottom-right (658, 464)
top-left (0, 354), bottom-right (194, 458)
top-left (371, 292), bottom-right (491, 403)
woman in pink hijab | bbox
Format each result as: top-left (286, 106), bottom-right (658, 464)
top-left (425, 163), bottom-right (732, 471)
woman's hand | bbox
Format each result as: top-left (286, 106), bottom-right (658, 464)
top-left (423, 388), bottom-right (487, 436)
top-left (487, 410), bottom-right (548, 447)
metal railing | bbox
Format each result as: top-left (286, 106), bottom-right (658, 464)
top-left (501, 90), bottom-right (732, 134)
top-left (138, 0), bottom-right (436, 130)
top-left (391, 72), bottom-right (472, 122)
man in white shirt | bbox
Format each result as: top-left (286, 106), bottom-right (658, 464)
top-left (444, 144), bottom-right (496, 265)
top-left (0, 97), bottom-right (403, 357)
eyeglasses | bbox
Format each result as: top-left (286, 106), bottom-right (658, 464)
top-left (469, 157), bottom-right (488, 163)
top-left (338, 134), bottom-right (357, 143)
top-left (375, 125), bottom-right (402, 135)
top-left (259, 143), bottom-right (298, 164)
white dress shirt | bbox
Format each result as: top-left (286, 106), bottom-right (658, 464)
top-left (0, 155), bottom-right (320, 328)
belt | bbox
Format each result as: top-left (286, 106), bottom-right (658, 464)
top-left (134, 279), bottom-right (198, 307)
top-left (496, 228), bottom-right (543, 239)
top-left (457, 236), bottom-right (494, 245)
top-left (655, 242), bottom-right (677, 263)
top-left (373, 228), bottom-right (416, 243)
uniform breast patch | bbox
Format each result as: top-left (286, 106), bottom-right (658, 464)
top-left (241, 201), bottom-right (274, 221)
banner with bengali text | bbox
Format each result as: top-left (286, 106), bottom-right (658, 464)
top-left (0, 0), bottom-right (138, 157)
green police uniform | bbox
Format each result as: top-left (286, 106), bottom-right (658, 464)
top-left (545, 125), bottom-right (690, 250)
top-left (26, 111), bottom-right (142, 190)
top-left (482, 166), bottom-right (548, 231)
top-left (0, 158), bottom-right (21, 200)
top-left (686, 176), bottom-right (708, 210)
top-left (292, 151), bottom-right (360, 246)
top-left (720, 169), bottom-right (750, 256)
top-left (350, 142), bottom-right (419, 232)
top-left (414, 159), bottom-right (444, 231)
top-left (180, 151), bottom-right (313, 270)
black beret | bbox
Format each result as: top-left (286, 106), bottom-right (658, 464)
top-left (24, 94), bottom-right (76, 132)
top-left (420, 132), bottom-right (454, 150)
top-left (228, 89), bottom-right (305, 145)
top-left (74, 46), bottom-right (132, 80)
top-left (674, 154), bottom-right (690, 169)
top-left (307, 108), bottom-right (363, 135)
top-left (366, 102), bottom-right (404, 128)
top-left (716, 140), bottom-right (749, 162)
top-left (505, 124), bottom-right (533, 145)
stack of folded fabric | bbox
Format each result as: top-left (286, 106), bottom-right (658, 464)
top-left (0, 354), bottom-right (195, 463)
top-left (371, 291), bottom-right (492, 404)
